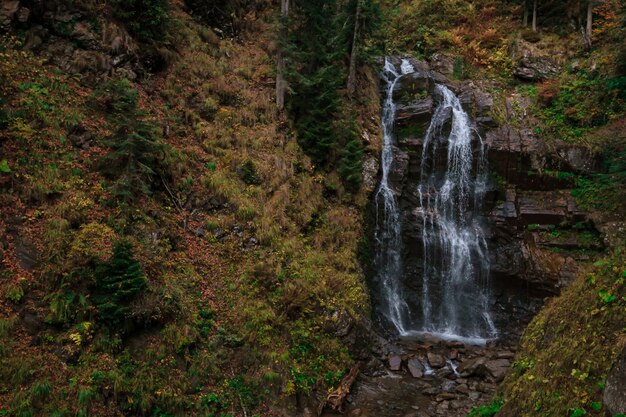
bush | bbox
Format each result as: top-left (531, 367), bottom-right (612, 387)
top-left (238, 160), bottom-right (260, 185)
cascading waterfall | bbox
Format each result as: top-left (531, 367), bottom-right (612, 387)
top-left (416, 84), bottom-right (497, 343)
top-left (374, 58), bottom-right (497, 344)
top-left (373, 57), bottom-right (414, 335)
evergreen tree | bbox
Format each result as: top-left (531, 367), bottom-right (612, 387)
top-left (97, 79), bottom-right (167, 203)
top-left (93, 241), bottom-right (147, 326)
top-left (339, 135), bottom-right (364, 192)
top-left (285, 0), bottom-right (380, 189)
top-left (286, 0), bottom-right (347, 166)
top-left (113, 0), bottom-right (170, 42)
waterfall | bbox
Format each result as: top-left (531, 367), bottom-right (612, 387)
top-left (373, 57), bottom-right (414, 335)
top-left (374, 58), bottom-right (497, 345)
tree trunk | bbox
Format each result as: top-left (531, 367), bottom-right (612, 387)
top-left (532, 0), bottom-right (538, 31)
top-left (347, 0), bottom-right (362, 98)
top-left (276, 0), bottom-right (290, 111)
top-left (523, 0), bottom-right (529, 27)
top-left (584, 0), bottom-right (593, 50)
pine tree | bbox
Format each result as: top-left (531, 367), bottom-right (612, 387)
top-left (285, 0), bottom-right (379, 187)
top-left (97, 79), bottom-right (167, 203)
top-left (93, 241), bottom-right (147, 326)
top-left (286, 0), bottom-right (347, 166)
top-left (339, 136), bottom-right (364, 192)
top-left (113, 0), bottom-right (170, 42)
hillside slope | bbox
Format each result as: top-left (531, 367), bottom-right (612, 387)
top-left (0, 1), bottom-right (381, 416)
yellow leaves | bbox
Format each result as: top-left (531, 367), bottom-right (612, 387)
top-left (69, 332), bottom-right (82, 346)
top-left (283, 379), bottom-right (296, 396)
top-left (69, 222), bottom-right (117, 264)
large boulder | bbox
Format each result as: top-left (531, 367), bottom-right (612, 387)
top-left (392, 71), bottom-right (431, 105)
top-left (513, 56), bottom-right (560, 81)
top-left (0, 0), bottom-right (20, 30)
top-left (511, 39), bottom-right (560, 81)
top-left (395, 97), bottom-right (434, 132)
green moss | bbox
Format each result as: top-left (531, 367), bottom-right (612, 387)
top-left (397, 123), bottom-right (425, 139)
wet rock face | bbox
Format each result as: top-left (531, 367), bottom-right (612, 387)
top-left (372, 56), bottom-right (604, 341)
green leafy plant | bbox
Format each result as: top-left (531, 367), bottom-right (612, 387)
top-left (0, 159), bottom-right (10, 173)
top-left (467, 398), bottom-right (504, 416)
top-left (569, 407), bottom-right (586, 417)
top-left (599, 289), bottom-right (617, 304)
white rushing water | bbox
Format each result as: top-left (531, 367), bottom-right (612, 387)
top-left (375, 58), bottom-right (497, 344)
top-left (374, 57), bottom-right (415, 335)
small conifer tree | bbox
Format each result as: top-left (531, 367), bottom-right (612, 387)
top-left (97, 79), bottom-right (167, 203)
top-left (93, 241), bottom-right (147, 326)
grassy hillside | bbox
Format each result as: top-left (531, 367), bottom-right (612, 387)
top-left (499, 247), bottom-right (625, 417)
top-left (0, 1), bottom-right (381, 416)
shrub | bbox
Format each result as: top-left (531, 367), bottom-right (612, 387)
top-left (4, 281), bottom-right (25, 303)
top-left (69, 222), bottom-right (116, 265)
top-left (238, 160), bottom-right (260, 185)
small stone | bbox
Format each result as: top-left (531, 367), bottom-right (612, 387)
top-left (468, 391), bottom-right (481, 401)
top-left (408, 357), bottom-right (425, 378)
top-left (496, 351), bottom-right (515, 359)
top-left (456, 384), bottom-right (469, 395)
top-left (448, 400), bottom-right (461, 410)
top-left (436, 393), bottom-right (456, 401)
top-left (428, 352), bottom-right (446, 368)
top-left (441, 380), bottom-right (456, 392)
top-left (422, 387), bottom-right (440, 396)
top-left (459, 357), bottom-right (487, 377)
top-left (484, 359), bottom-right (511, 382)
top-left (476, 382), bottom-right (495, 394)
top-left (435, 401), bottom-right (450, 415)
top-left (389, 354), bottom-right (402, 371)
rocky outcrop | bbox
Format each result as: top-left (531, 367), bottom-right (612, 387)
top-left (603, 347), bottom-right (626, 416)
top-left (1, 0), bottom-right (142, 82)
top-left (511, 38), bottom-right (561, 81)
top-left (371, 57), bottom-right (604, 343)
top-left (322, 337), bottom-right (516, 417)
